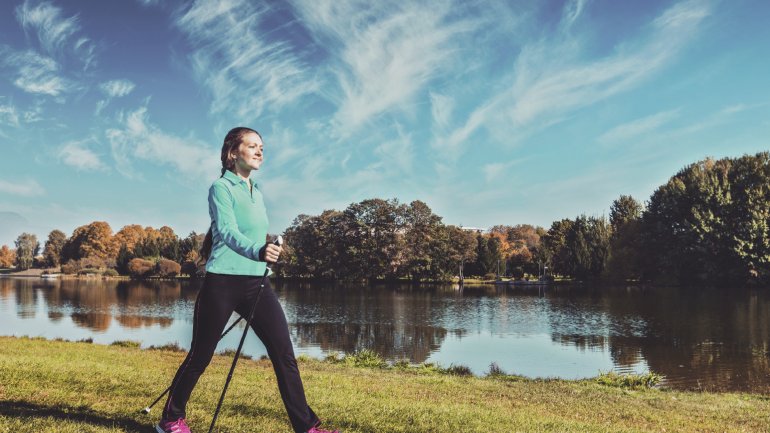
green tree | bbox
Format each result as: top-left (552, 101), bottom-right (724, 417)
top-left (605, 196), bottom-right (644, 281)
top-left (42, 229), bottom-right (67, 267)
top-left (15, 233), bottom-right (39, 270)
top-left (641, 153), bottom-right (770, 285)
top-left (402, 200), bottom-right (444, 281)
top-left (542, 219), bottom-right (574, 277)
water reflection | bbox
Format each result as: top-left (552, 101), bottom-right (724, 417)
top-left (2, 276), bottom-right (770, 392)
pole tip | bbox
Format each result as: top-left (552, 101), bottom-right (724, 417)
top-left (142, 407), bottom-right (151, 414)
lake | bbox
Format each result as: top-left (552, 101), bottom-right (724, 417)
top-left (1, 276), bottom-right (769, 392)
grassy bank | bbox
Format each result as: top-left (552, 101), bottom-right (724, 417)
top-left (1, 337), bottom-right (768, 433)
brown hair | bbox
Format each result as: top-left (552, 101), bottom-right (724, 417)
top-left (201, 127), bottom-right (262, 261)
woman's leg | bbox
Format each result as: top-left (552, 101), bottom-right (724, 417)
top-left (236, 277), bottom-right (319, 433)
top-left (162, 273), bottom-right (237, 419)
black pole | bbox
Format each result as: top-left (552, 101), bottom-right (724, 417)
top-left (141, 315), bottom-right (244, 414)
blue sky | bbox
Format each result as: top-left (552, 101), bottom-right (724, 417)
top-left (0, 0), bottom-right (768, 247)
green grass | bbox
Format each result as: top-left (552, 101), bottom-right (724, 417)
top-left (1, 336), bottom-right (770, 432)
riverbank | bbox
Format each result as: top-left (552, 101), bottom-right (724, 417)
top-left (1, 336), bottom-right (768, 432)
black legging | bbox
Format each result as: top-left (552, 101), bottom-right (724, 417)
top-left (162, 272), bottom-right (318, 433)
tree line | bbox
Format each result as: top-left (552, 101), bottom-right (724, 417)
top-left (1, 152), bottom-right (768, 286)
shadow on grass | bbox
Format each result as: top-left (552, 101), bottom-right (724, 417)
top-left (0, 399), bottom-right (154, 432)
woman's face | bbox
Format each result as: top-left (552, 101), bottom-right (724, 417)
top-left (233, 132), bottom-right (264, 173)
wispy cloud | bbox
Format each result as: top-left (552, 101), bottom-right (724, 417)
top-left (100, 79), bottom-right (135, 98)
top-left (175, 0), bottom-right (316, 120)
top-left (429, 92), bottom-right (455, 132)
top-left (0, 179), bottom-right (45, 197)
top-left (96, 79), bottom-right (136, 114)
top-left (105, 106), bottom-right (219, 180)
top-left (598, 109), bottom-right (681, 144)
top-left (439, 0), bottom-right (711, 154)
top-left (0, 103), bottom-right (21, 128)
top-left (16, 0), bottom-right (80, 55)
top-left (3, 50), bottom-right (75, 97)
top-left (58, 140), bottom-right (104, 171)
top-left (293, 0), bottom-right (478, 137)
top-left (15, 0), bottom-right (95, 68)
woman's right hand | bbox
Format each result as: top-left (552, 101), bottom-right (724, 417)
top-left (259, 243), bottom-right (282, 263)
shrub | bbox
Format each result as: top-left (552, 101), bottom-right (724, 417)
top-left (157, 258), bottom-right (181, 277)
top-left (110, 340), bottom-right (141, 349)
top-left (444, 364), bottom-right (473, 376)
top-left (596, 371), bottom-right (662, 389)
top-left (483, 272), bottom-right (497, 281)
top-left (147, 342), bottom-right (185, 352)
top-left (61, 261), bottom-right (78, 275)
top-left (344, 349), bottom-right (387, 368)
top-left (488, 362), bottom-right (506, 377)
top-left (102, 268), bottom-right (119, 277)
top-left (128, 258), bottom-right (155, 278)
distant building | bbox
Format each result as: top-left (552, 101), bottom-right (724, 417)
top-left (459, 226), bottom-right (486, 233)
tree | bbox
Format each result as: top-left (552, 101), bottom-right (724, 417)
top-left (42, 229), bottom-right (67, 267)
top-left (62, 221), bottom-right (116, 262)
top-left (542, 219), bottom-right (574, 277)
top-left (402, 200), bottom-right (445, 281)
top-left (15, 233), bottom-right (39, 270)
top-left (606, 196), bottom-right (644, 281)
top-left (562, 215), bottom-right (610, 280)
top-left (0, 245), bottom-right (15, 268)
top-left (641, 152), bottom-right (770, 286)
top-left (609, 195), bottom-right (643, 233)
top-left (445, 226), bottom-right (477, 280)
top-left (113, 225), bottom-right (146, 253)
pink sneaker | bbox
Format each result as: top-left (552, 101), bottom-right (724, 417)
top-left (308, 425), bottom-right (339, 433)
top-left (155, 417), bottom-right (191, 433)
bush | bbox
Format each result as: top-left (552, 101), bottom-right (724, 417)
top-left (344, 349), bottom-right (387, 368)
top-left (483, 272), bottom-right (497, 281)
top-left (128, 258), bottom-right (155, 278)
top-left (102, 268), bottom-right (119, 277)
top-left (157, 258), bottom-right (181, 277)
top-left (110, 340), bottom-right (141, 349)
top-left (61, 261), bottom-right (78, 275)
top-left (444, 364), bottom-right (473, 376)
top-left (596, 371), bottom-right (662, 389)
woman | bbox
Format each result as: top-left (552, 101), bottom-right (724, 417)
top-left (156, 127), bottom-right (339, 433)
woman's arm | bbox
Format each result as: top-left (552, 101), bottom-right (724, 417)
top-left (208, 182), bottom-right (263, 261)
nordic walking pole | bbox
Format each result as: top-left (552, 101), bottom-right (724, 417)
top-left (208, 235), bottom-right (282, 433)
top-left (141, 315), bottom-right (245, 414)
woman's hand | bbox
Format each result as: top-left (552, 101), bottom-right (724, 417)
top-left (259, 243), bottom-right (282, 263)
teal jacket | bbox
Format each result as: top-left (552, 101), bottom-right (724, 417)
top-left (205, 170), bottom-right (269, 276)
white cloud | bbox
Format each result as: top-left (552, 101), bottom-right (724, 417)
top-left (96, 79), bottom-right (136, 115)
top-left (4, 50), bottom-right (75, 96)
top-left (482, 159), bottom-right (523, 184)
top-left (100, 79), bottom-right (135, 98)
top-left (16, 0), bottom-right (80, 56)
top-left (0, 104), bottom-right (21, 127)
top-left (106, 106), bottom-right (219, 180)
top-left (598, 109), bottom-right (681, 144)
top-left (293, 0), bottom-right (478, 136)
top-left (15, 0), bottom-right (96, 69)
top-left (58, 141), bottom-right (104, 171)
top-left (439, 0), bottom-right (711, 154)
top-left (0, 179), bottom-right (45, 197)
top-left (175, 0), bottom-right (316, 120)
top-left (373, 123), bottom-right (413, 175)
top-left (429, 92), bottom-right (455, 132)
